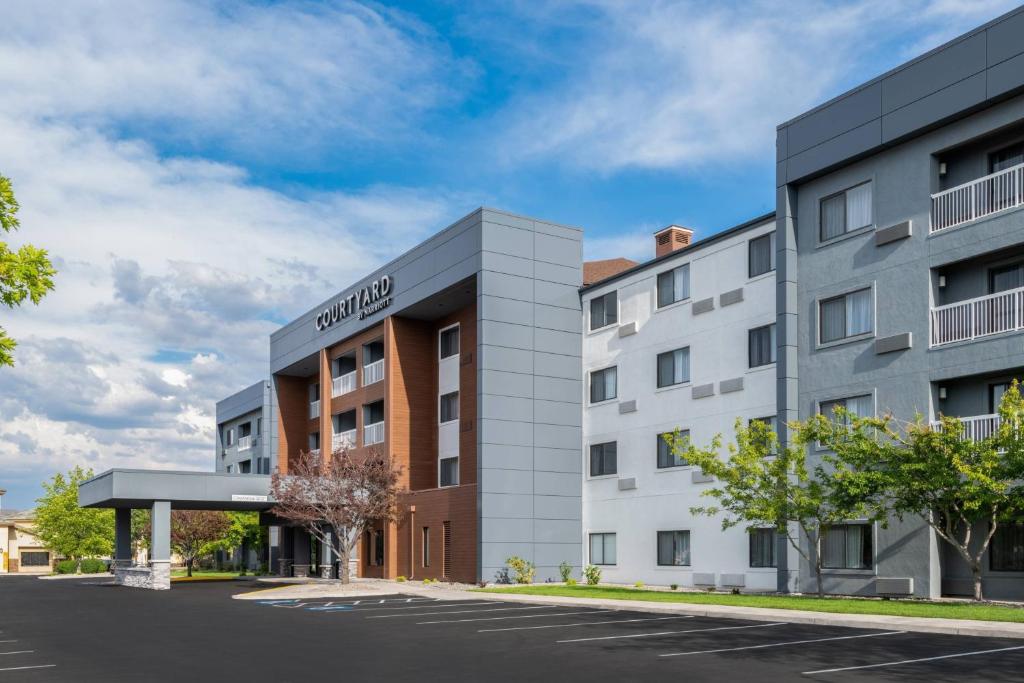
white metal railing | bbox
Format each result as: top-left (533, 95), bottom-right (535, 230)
top-left (363, 359), bottom-right (384, 385)
top-left (363, 421), bottom-right (384, 446)
top-left (332, 371), bottom-right (357, 397)
top-left (931, 162), bottom-right (1024, 233)
top-left (930, 286), bottom-right (1024, 347)
top-left (309, 400), bottom-right (320, 419)
top-left (332, 429), bottom-right (356, 450)
top-left (237, 435), bottom-right (253, 451)
top-left (930, 414), bottom-right (1001, 442)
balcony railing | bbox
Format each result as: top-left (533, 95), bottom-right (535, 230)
top-left (930, 414), bottom-right (1001, 442)
top-left (332, 371), bottom-right (357, 397)
top-left (930, 285), bottom-right (1024, 347)
top-left (363, 359), bottom-right (384, 385)
top-left (237, 435), bottom-right (253, 451)
top-left (332, 429), bottom-right (356, 450)
top-left (931, 162), bottom-right (1024, 233)
top-left (309, 400), bottom-right (320, 419)
top-left (363, 421), bottom-right (385, 446)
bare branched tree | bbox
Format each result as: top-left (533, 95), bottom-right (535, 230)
top-left (270, 447), bottom-right (402, 583)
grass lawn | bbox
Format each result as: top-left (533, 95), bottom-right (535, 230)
top-left (170, 570), bottom-right (244, 582)
top-left (479, 585), bottom-right (1024, 623)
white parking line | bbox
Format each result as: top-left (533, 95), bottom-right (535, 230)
top-left (0, 651), bottom-right (33, 656)
top-left (479, 616), bottom-right (693, 633)
top-left (332, 601), bottom-right (499, 613)
top-left (803, 644), bottom-right (1024, 675)
top-left (367, 605), bottom-right (558, 619)
top-left (557, 622), bottom-right (787, 643)
top-left (418, 610), bottom-right (614, 625)
top-left (0, 665), bottom-right (56, 672)
top-left (0, 641), bottom-right (16, 644)
top-left (659, 630), bottom-right (906, 657)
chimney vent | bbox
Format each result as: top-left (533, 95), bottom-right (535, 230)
top-left (654, 225), bottom-right (693, 258)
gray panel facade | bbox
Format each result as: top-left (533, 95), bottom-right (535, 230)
top-left (215, 381), bottom-right (272, 475)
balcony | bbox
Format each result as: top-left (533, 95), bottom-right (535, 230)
top-left (930, 286), bottom-right (1024, 347)
top-left (931, 162), bottom-right (1024, 233)
top-left (363, 421), bottom-right (385, 446)
top-left (332, 429), bottom-right (356, 450)
top-left (363, 359), bottom-right (384, 386)
top-left (930, 414), bottom-right (1001, 443)
top-left (332, 371), bottom-right (357, 397)
top-left (237, 435), bottom-right (253, 451)
top-left (309, 400), bottom-right (320, 420)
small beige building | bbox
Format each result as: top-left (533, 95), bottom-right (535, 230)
top-left (0, 510), bottom-right (55, 574)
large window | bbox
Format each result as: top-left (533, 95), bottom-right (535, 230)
top-left (657, 264), bottom-right (690, 308)
top-left (657, 431), bottom-right (688, 468)
top-left (822, 523), bottom-right (873, 570)
top-left (590, 442), bottom-right (617, 477)
top-left (590, 532), bottom-right (616, 565)
top-left (20, 551), bottom-right (50, 567)
top-left (657, 530), bottom-right (691, 566)
top-left (749, 529), bottom-right (777, 568)
top-left (748, 324), bottom-right (776, 367)
top-left (819, 288), bottom-right (872, 344)
top-left (990, 521), bottom-right (1024, 571)
top-left (820, 182), bottom-right (873, 242)
top-left (440, 325), bottom-right (460, 359)
top-left (748, 232), bottom-right (776, 278)
top-left (590, 366), bottom-right (617, 403)
top-left (439, 456), bottom-right (459, 487)
top-left (439, 391), bottom-right (459, 423)
top-left (590, 291), bottom-right (618, 330)
top-left (819, 395), bottom-right (873, 427)
top-left (656, 347), bottom-right (690, 388)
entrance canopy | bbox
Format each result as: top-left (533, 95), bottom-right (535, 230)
top-left (79, 469), bottom-right (274, 511)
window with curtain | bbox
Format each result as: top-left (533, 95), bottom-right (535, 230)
top-left (589, 291), bottom-right (618, 330)
top-left (748, 232), bottom-right (776, 278)
top-left (657, 347), bottom-right (690, 388)
top-left (748, 324), bottom-right (776, 367)
top-left (439, 456), bottom-right (459, 487)
top-left (589, 442), bottom-right (617, 476)
top-left (440, 325), bottom-right (460, 358)
top-left (657, 530), bottom-right (691, 566)
top-left (990, 521), bottom-right (1024, 571)
top-left (439, 392), bottom-right (459, 423)
top-left (991, 263), bottom-right (1024, 294)
top-left (657, 430), bottom-right (689, 468)
top-left (819, 288), bottom-right (872, 343)
top-left (657, 263), bottom-right (690, 308)
top-left (590, 532), bottom-right (616, 565)
top-left (822, 524), bottom-right (873, 569)
top-left (590, 366), bottom-right (617, 403)
top-left (820, 182), bottom-right (873, 242)
top-left (749, 528), bottom-right (777, 568)
top-left (819, 395), bottom-right (873, 427)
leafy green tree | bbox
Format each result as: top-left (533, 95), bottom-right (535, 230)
top-left (170, 509), bottom-right (231, 577)
top-left (210, 511), bottom-right (263, 575)
top-left (665, 419), bottom-right (865, 597)
top-left (34, 467), bottom-right (113, 571)
top-left (0, 174), bottom-right (56, 366)
top-left (803, 382), bottom-right (1024, 601)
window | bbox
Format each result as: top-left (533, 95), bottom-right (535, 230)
top-left (820, 182), bottom-right (872, 241)
top-left (748, 232), bottom-right (776, 278)
top-left (374, 530), bottom-right (385, 567)
top-left (589, 442), bottom-right (617, 476)
top-left (256, 417), bottom-right (262, 435)
top-left (749, 529), bottom-right (777, 568)
top-left (590, 366), bottom-right (617, 403)
top-left (657, 264), bottom-right (690, 308)
top-left (19, 551), bottom-right (50, 567)
top-left (990, 142), bottom-right (1024, 173)
top-left (239, 422), bottom-right (252, 438)
top-left (440, 392), bottom-right (459, 423)
top-left (991, 263), bottom-right (1024, 294)
top-left (657, 530), bottom-right (691, 566)
top-left (819, 288), bottom-right (872, 344)
top-left (750, 416), bottom-right (778, 455)
top-left (748, 324), bottom-right (776, 367)
top-left (589, 291), bottom-right (618, 330)
top-left (822, 524), bottom-right (873, 569)
top-left (440, 325), bottom-right (460, 359)
top-left (656, 347), bottom-right (690, 388)
top-left (422, 527), bottom-right (430, 567)
top-left (589, 532), bottom-right (616, 565)
top-left (990, 521), bottom-right (1024, 571)
top-left (225, 428), bottom-right (235, 447)
top-left (226, 464), bottom-right (233, 474)
top-left (657, 431), bottom-right (688, 468)
top-left (819, 395), bottom-right (873, 427)
top-left (440, 456), bottom-right (459, 487)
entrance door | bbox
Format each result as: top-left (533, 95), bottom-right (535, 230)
top-left (991, 382), bottom-right (1013, 413)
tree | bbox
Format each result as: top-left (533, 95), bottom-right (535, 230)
top-left (0, 174), bottom-right (56, 367)
top-left (34, 467), bottom-right (113, 572)
top-left (210, 511), bottom-right (263, 575)
top-left (803, 382), bottom-right (1024, 601)
top-left (666, 419), bottom-right (865, 597)
top-left (170, 510), bottom-right (231, 577)
top-left (271, 447), bottom-right (401, 584)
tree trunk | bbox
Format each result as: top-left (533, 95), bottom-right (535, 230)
top-left (971, 561), bottom-right (983, 601)
top-left (339, 543), bottom-right (350, 584)
top-left (815, 563), bottom-right (824, 598)
top-left (187, 557), bottom-right (193, 578)
top-left (75, 557), bottom-right (82, 574)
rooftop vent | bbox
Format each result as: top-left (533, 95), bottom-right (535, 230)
top-left (654, 225), bottom-right (693, 258)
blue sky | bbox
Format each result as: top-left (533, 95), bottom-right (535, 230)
top-left (0, 0), bottom-right (1018, 509)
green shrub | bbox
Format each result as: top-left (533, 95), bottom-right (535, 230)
top-left (558, 560), bottom-right (573, 583)
top-left (396, 575), bottom-right (407, 583)
top-left (565, 577), bottom-right (578, 586)
top-left (670, 583), bottom-right (679, 591)
top-left (55, 559), bottom-right (77, 574)
top-left (583, 565), bottom-right (601, 586)
top-left (79, 558), bottom-right (107, 574)
top-left (506, 556), bottom-right (536, 585)
top-left (422, 577), bottom-right (436, 584)
top-left (634, 581), bottom-right (644, 589)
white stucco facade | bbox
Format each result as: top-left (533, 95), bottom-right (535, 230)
top-left (581, 216), bottom-right (778, 590)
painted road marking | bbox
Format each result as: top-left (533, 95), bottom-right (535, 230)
top-left (418, 610), bottom-right (615, 625)
top-left (659, 630), bottom-right (906, 657)
top-left (804, 644), bottom-right (1024, 675)
top-left (0, 641), bottom-right (16, 644)
top-left (557, 622), bottom-right (787, 643)
top-left (0, 651), bottom-right (33, 656)
top-left (479, 616), bottom-right (693, 633)
top-left (367, 605), bottom-right (558, 619)
top-left (0, 665), bottom-right (56, 672)
top-left (323, 602), bottom-right (497, 613)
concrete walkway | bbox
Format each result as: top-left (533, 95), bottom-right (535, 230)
top-left (234, 579), bottom-right (1024, 639)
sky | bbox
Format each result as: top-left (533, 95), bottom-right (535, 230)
top-left (0, 0), bottom-right (1018, 510)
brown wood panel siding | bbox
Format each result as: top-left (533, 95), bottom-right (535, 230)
top-left (275, 375), bottom-right (310, 474)
top-left (396, 485), bottom-right (478, 583)
top-left (388, 316), bottom-right (436, 490)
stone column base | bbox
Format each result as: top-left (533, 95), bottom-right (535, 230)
top-left (114, 561), bottom-right (171, 590)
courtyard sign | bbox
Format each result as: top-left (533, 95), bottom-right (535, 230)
top-left (315, 275), bottom-right (393, 331)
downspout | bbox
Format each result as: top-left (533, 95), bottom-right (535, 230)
top-left (409, 505), bottom-right (416, 580)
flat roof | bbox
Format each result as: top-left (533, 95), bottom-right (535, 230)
top-left (79, 469), bottom-right (273, 511)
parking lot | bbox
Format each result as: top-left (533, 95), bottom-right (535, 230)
top-left (2, 575), bottom-right (1023, 681)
